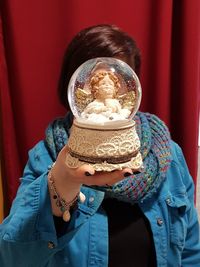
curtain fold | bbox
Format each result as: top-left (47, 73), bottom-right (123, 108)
top-left (0, 12), bottom-right (20, 215)
top-left (0, 165), bottom-right (3, 223)
top-left (170, 0), bottom-right (200, 180)
top-left (0, 0), bottom-right (199, 214)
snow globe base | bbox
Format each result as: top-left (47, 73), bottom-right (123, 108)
top-left (65, 119), bottom-right (143, 172)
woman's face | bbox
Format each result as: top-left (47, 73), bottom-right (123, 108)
top-left (96, 75), bottom-right (115, 99)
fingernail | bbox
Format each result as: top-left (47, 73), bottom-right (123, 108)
top-left (124, 172), bottom-right (132, 177)
top-left (85, 171), bottom-right (92, 176)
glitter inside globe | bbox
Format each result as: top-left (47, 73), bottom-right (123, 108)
top-left (67, 57), bottom-right (142, 125)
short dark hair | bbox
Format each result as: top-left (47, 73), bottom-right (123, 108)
top-left (58, 24), bottom-right (141, 109)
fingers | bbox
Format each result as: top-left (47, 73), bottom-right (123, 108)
top-left (121, 168), bottom-right (133, 176)
top-left (59, 145), bottom-right (134, 187)
top-left (84, 168), bottom-right (133, 186)
top-left (73, 164), bottom-right (95, 177)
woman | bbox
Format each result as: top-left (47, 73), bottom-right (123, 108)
top-left (0, 24), bottom-right (200, 267)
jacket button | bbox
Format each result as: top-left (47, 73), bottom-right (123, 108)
top-left (48, 241), bottom-right (55, 249)
top-left (166, 197), bottom-right (171, 204)
top-left (89, 196), bottom-right (94, 203)
top-left (157, 218), bottom-right (163, 226)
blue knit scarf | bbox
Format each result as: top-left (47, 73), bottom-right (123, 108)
top-left (45, 112), bottom-right (172, 203)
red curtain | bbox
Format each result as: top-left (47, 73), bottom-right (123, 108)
top-left (0, 0), bottom-right (199, 214)
top-left (0, 14), bottom-right (21, 214)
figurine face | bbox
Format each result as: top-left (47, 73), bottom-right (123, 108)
top-left (94, 75), bottom-right (116, 99)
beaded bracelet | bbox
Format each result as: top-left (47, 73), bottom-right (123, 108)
top-left (48, 163), bottom-right (79, 222)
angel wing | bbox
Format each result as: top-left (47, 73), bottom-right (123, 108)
top-left (75, 88), bottom-right (94, 113)
top-left (117, 91), bottom-right (136, 110)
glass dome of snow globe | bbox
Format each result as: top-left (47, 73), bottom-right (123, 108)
top-left (67, 57), bottom-right (142, 126)
top-left (66, 58), bottom-right (143, 171)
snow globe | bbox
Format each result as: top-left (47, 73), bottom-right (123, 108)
top-left (66, 57), bottom-right (143, 171)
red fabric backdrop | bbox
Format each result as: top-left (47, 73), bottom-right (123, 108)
top-left (0, 0), bottom-right (199, 214)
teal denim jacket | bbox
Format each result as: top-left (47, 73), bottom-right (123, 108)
top-left (0, 140), bottom-right (200, 267)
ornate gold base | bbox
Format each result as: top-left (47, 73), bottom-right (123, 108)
top-left (66, 119), bottom-right (143, 172)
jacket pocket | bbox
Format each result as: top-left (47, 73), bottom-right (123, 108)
top-left (166, 191), bottom-right (190, 247)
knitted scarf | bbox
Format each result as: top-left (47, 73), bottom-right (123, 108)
top-left (45, 112), bottom-right (172, 203)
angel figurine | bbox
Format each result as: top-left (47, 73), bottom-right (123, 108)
top-left (75, 70), bottom-right (136, 123)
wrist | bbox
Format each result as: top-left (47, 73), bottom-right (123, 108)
top-left (52, 161), bottom-right (81, 201)
top-left (48, 163), bottom-right (81, 221)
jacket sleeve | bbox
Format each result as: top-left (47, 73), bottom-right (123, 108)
top-left (0, 141), bottom-right (103, 267)
top-left (174, 144), bottom-right (200, 266)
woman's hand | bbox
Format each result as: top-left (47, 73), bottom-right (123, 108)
top-left (51, 144), bottom-right (133, 203)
